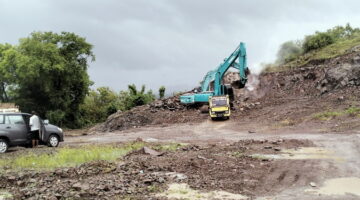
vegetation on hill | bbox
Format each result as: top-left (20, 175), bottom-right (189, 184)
top-left (264, 24), bottom-right (360, 72)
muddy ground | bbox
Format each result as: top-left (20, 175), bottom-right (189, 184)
top-left (2, 126), bottom-right (360, 200)
top-left (1, 139), bottom-right (321, 200)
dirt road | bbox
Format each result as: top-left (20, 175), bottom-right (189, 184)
top-left (64, 120), bottom-right (360, 199)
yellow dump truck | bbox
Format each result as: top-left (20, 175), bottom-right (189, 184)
top-left (209, 95), bottom-right (230, 120)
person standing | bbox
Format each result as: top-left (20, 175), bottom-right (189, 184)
top-left (29, 111), bottom-right (41, 147)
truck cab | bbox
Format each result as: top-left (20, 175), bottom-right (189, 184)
top-left (209, 95), bottom-right (231, 120)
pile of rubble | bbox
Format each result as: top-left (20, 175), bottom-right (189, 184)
top-left (149, 95), bottom-right (187, 111)
top-left (98, 106), bottom-right (153, 132)
top-left (97, 94), bottom-right (204, 132)
top-left (1, 160), bottom-right (170, 199)
top-left (0, 139), bottom-right (314, 199)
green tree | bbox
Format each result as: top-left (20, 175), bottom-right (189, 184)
top-left (123, 84), bottom-right (155, 110)
top-left (159, 86), bottom-right (166, 98)
top-left (79, 87), bottom-right (120, 126)
top-left (326, 23), bottom-right (360, 40)
top-left (0, 31), bottom-right (95, 128)
top-left (0, 43), bottom-right (14, 102)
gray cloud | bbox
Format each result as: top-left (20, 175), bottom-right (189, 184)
top-left (1, 0), bottom-right (360, 93)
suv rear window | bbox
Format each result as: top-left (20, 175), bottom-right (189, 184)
top-left (5, 115), bottom-right (25, 125)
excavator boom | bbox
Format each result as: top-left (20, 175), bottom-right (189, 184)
top-left (180, 42), bottom-right (248, 104)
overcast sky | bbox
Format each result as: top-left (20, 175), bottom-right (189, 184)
top-left (1, 0), bottom-right (360, 94)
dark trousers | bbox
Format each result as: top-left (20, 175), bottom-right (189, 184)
top-left (30, 130), bottom-right (40, 140)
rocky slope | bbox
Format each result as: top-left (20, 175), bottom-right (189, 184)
top-left (96, 46), bottom-right (360, 133)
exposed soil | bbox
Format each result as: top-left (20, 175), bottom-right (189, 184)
top-left (95, 50), bottom-right (360, 134)
top-left (94, 95), bottom-right (207, 133)
top-left (231, 52), bottom-right (360, 133)
top-left (0, 139), bottom-right (317, 200)
top-left (125, 139), bottom-right (316, 197)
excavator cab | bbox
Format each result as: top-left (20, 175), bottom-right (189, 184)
top-left (209, 95), bottom-right (230, 120)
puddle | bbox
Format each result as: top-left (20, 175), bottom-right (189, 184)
top-left (144, 138), bottom-right (159, 142)
top-left (0, 191), bottom-right (12, 200)
top-left (306, 177), bottom-right (360, 196)
top-left (252, 147), bottom-right (343, 161)
top-left (157, 183), bottom-right (248, 200)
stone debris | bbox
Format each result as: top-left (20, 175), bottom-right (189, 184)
top-left (309, 182), bottom-right (317, 187)
top-left (141, 147), bottom-right (164, 156)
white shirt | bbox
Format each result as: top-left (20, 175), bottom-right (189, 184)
top-left (29, 115), bottom-right (40, 131)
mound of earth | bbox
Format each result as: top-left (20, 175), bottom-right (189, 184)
top-left (231, 49), bottom-right (360, 132)
top-left (96, 95), bottom-right (206, 132)
top-left (96, 47), bottom-right (360, 133)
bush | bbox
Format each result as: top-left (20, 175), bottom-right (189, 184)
top-left (106, 103), bottom-right (118, 116)
top-left (159, 86), bottom-right (166, 99)
top-left (123, 84), bottom-right (155, 110)
top-left (303, 32), bottom-right (334, 53)
top-left (78, 87), bottom-right (120, 127)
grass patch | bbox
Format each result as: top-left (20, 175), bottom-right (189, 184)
top-left (313, 106), bottom-right (360, 120)
top-left (0, 142), bottom-right (145, 171)
top-left (153, 143), bottom-right (187, 152)
top-left (313, 34), bottom-right (360, 60)
top-left (231, 151), bottom-right (244, 158)
top-left (313, 111), bottom-right (343, 121)
top-left (345, 106), bottom-right (360, 116)
top-left (279, 119), bottom-right (295, 126)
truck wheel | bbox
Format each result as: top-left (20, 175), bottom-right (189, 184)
top-left (0, 139), bottom-right (9, 153)
top-left (48, 135), bottom-right (59, 147)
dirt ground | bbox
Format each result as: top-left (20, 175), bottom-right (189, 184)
top-left (2, 120), bottom-right (360, 199)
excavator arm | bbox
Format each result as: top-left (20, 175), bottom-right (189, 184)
top-left (200, 70), bottom-right (216, 92)
top-left (214, 42), bottom-right (247, 95)
top-left (180, 42), bottom-right (248, 104)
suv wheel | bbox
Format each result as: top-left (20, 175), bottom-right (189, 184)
top-left (0, 139), bottom-right (9, 153)
top-left (48, 135), bottom-right (59, 147)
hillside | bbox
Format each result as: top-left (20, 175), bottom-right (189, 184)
top-left (95, 42), bottom-right (360, 134)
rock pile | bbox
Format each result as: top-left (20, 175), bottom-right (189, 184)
top-left (97, 94), bottom-right (204, 132)
top-left (149, 95), bottom-right (187, 111)
top-left (0, 160), bottom-right (170, 199)
top-left (317, 55), bottom-right (360, 93)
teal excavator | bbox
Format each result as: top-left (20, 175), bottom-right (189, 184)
top-left (180, 42), bottom-right (249, 119)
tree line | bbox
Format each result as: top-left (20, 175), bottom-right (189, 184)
top-left (0, 31), bottom-right (166, 128)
